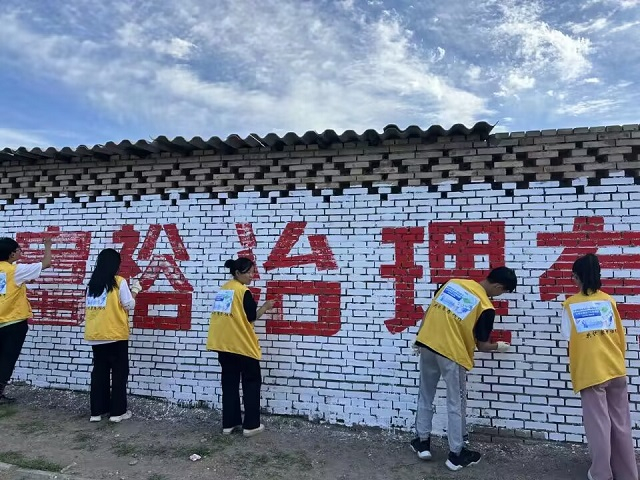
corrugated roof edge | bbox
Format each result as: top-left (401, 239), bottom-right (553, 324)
top-left (1, 122), bottom-right (638, 162)
top-left (0, 122), bottom-right (495, 162)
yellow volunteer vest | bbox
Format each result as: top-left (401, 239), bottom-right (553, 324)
top-left (564, 290), bottom-right (626, 393)
top-left (416, 279), bottom-right (494, 371)
top-left (84, 276), bottom-right (129, 341)
top-left (206, 279), bottom-right (261, 360)
top-left (0, 262), bottom-right (33, 324)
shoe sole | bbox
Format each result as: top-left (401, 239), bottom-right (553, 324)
top-left (89, 417), bottom-right (102, 422)
top-left (445, 457), bottom-right (481, 472)
top-left (243, 427), bottom-right (265, 438)
top-left (222, 426), bottom-right (242, 435)
top-left (110, 413), bottom-right (132, 423)
top-left (410, 445), bottom-right (432, 461)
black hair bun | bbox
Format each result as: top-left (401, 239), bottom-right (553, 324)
top-left (224, 259), bottom-right (236, 269)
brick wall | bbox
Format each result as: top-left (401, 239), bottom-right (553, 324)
top-left (2, 124), bottom-right (640, 445)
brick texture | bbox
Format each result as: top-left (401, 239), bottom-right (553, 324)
top-left (2, 124), bottom-right (640, 445)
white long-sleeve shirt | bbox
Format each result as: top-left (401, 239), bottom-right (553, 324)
top-left (0, 262), bottom-right (44, 329)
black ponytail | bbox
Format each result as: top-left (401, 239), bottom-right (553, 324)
top-left (572, 253), bottom-right (602, 295)
top-left (224, 257), bottom-right (254, 276)
top-left (87, 248), bottom-right (121, 297)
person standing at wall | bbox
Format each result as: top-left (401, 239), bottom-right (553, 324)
top-left (560, 254), bottom-right (638, 480)
top-left (84, 249), bottom-right (142, 423)
top-left (207, 258), bottom-right (274, 437)
top-left (0, 237), bottom-right (53, 404)
top-left (410, 267), bottom-right (517, 471)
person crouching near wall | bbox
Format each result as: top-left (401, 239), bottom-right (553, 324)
top-left (410, 267), bottom-right (517, 472)
top-left (84, 249), bottom-right (142, 423)
top-left (207, 258), bottom-right (274, 437)
top-left (0, 236), bottom-right (53, 404)
top-left (560, 254), bottom-right (638, 480)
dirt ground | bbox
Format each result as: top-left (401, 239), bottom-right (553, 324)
top-left (0, 384), bottom-right (597, 480)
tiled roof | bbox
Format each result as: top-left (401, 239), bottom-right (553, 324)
top-left (0, 122), bottom-right (495, 161)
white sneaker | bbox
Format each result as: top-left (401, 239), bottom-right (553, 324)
top-left (222, 425), bottom-right (242, 435)
top-left (89, 415), bottom-right (102, 422)
top-left (109, 411), bottom-right (132, 423)
top-left (243, 424), bottom-right (265, 437)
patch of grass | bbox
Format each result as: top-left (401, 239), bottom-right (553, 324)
top-left (0, 451), bottom-right (64, 472)
top-left (70, 431), bottom-right (98, 451)
top-left (232, 449), bottom-right (315, 478)
top-left (111, 441), bottom-right (140, 457)
top-left (16, 419), bottom-right (46, 434)
top-left (73, 431), bottom-right (95, 444)
top-left (0, 406), bottom-right (18, 419)
top-left (145, 444), bottom-right (171, 456)
top-left (208, 434), bottom-right (234, 452)
top-left (270, 451), bottom-right (314, 471)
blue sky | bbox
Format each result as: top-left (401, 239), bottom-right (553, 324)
top-left (0, 0), bottom-right (638, 149)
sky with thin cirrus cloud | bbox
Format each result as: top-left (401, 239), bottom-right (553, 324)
top-left (0, 0), bottom-right (637, 149)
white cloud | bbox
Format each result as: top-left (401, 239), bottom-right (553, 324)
top-left (0, 128), bottom-right (49, 149)
top-left (338, 0), bottom-right (355, 11)
top-left (582, 0), bottom-right (640, 9)
top-left (496, 71), bottom-right (536, 97)
top-left (150, 37), bottom-right (196, 59)
top-left (0, 0), bottom-right (493, 141)
top-left (433, 47), bottom-right (446, 62)
top-left (609, 20), bottom-right (640, 33)
top-left (466, 65), bottom-right (482, 81)
top-left (492, 0), bottom-right (592, 82)
top-left (0, 0), bottom-right (637, 147)
top-left (556, 98), bottom-right (620, 116)
top-left (568, 17), bottom-right (609, 34)
top-left (618, 0), bottom-right (640, 8)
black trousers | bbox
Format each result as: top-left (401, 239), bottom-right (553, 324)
top-left (90, 341), bottom-right (129, 417)
top-left (0, 320), bottom-right (29, 394)
top-left (218, 352), bottom-right (261, 430)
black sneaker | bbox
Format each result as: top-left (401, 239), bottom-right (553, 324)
top-left (410, 437), bottom-right (432, 460)
top-left (445, 448), bottom-right (482, 471)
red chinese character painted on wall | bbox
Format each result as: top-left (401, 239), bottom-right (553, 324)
top-left (538, 216), bottom-right (640, 319)
top-left (16, 226), bottom-right (91, 326)
top-left (265, 280), bottom-right (341, 336)
top-left (263, 222), bottom-right (338, 271)
top-left (237, 222), bottom-right (341, 336)
top-left (380, 227), bottom-right (425, 334)
top-left (113, 224), bottom-right (193, 330)
top-left (380, 222), bottom-right (512, 338)
top-left (429, 220), bottom-right (509, 316)
top-left (235, 223), bottom-right (262, 302)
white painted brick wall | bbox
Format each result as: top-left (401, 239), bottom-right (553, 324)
top-left (4, 177), bottom-right (640, 445)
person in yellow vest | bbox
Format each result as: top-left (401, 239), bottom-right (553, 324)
top-left (560, 254), bottom-right (638, 480)
top-left (207, 258), bottom-right (274, 437)
top-left (0, 236), bottom-right (53, 404)
top-left (410, 266), bottom-right (517, 471)
top-left (84, 249), bottom-right (143, 423)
